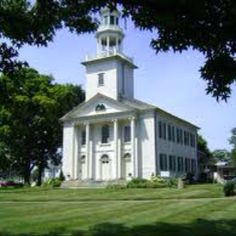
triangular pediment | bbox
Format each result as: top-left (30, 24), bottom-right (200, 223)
top-left (61, 93), bottom-right (135, 121)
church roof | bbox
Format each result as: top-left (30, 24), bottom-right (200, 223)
top-left (121, 96), bottom-right (199, 129)
top-left (60, 93), bottom-right (199, 129)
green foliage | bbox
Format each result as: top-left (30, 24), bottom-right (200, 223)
top-left (59, 170), bottom-right (65, 181)
top-left (1, 1), bottom-right (236, 100)
top-left (167, 178), bottom-right (178, 188)
top-left (0, 68), bottom-right (85, 184)
top-left (150, 175), bottom-right (166, 183)
top-left (223, 181), bottom-right (235, 197)
top-left (42, 178), bottom-right (62, 188)
top-left (126, 178), bottom-right (168, 188)
top-left (229, 128), bottom-right (236, 167)
top-left (229, 128), bottom-right (236, 148)
top-left (183, 172), bottom-right (195, 184)
top-left (197, 135), bottom-right (212, 158)
top-left (212, 149), bottom-right (231, 162)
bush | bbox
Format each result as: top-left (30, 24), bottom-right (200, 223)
top-left (223, 181), bottom-right (235, 197)
top-left (126, 178), bottom-right (148, 188)
top-left (42, 178), bottom-right (62, 188)
top-left (182, 172), bottom-right (195, 184)
top-left (150, 175), bottom-right (166, 183)
top-left (126, 178), bottom-right (168, 188)
top-left (59, 170), bottom-right (65, 181)
top-left (167, 178), bottom-right (178, 188)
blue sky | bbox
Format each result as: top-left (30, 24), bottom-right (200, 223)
top-left (18, 19), bottom-right (236, 151)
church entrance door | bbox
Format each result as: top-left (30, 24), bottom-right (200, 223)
top-left (101, 155), bottom-right (110, 180)
top-left (121, 153), bottom-right (131, 180)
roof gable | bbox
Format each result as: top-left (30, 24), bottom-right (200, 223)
top-left (61, 93), bottom-right (135, 121)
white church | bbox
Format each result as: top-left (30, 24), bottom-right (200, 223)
top-left (61, 8), bottom-right (199, 182)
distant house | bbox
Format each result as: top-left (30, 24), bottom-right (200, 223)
top-left (61, 7), bottom-right (199, 182)
top-left (214, 161), bottom-right (236, 183)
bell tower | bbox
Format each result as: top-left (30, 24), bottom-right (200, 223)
top-left (96, 7), bottom-right (124, 55)
top-left (82, 7), bottom-right (137, 101)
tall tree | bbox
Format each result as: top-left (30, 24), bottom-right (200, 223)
top-left (229, 128), bottom-right (236, 166)
top-left (197, 134), bottom-right (211, 157)
top-left (0, 68), bottom-right (85, 184)
top-left (1, 0), bottom-right (236, 101)
top-left (197, 134), bottom-right (213, 165)
top-left (212, 149), bottom-right (231, 162)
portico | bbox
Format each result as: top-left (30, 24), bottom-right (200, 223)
top-left (70, 114), bottom-right (137, 181)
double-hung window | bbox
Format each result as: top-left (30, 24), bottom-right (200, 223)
top-left (124, 126), bottom-right (131, 142)
top-left (101, 125), bottom-right (110, 143)
top-left (98, 73), bottom-right (104, 86)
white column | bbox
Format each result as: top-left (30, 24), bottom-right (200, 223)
top-left (113, 119), bottom-right (118, 179)
top-left (131, 117), bottom-right (136, 178)
top-left (135, 133), bottom-right (139, 177)
top-left (89, 125), bottom-right (93, 179)
top-left (73, 125), bottom-right (79, 179)
top-left (71, 123), bottom-right (76, 179)
top-left (85, 122), bottom-right (90, 179)
top-left (106, 36), bottom-right (110, 54)
top-left (115, 37), bottom-right (119, 53)
top-left (117, 136), bottom-right (121, 179)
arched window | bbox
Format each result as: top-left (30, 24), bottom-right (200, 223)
top-left (95, 104), bottom-right (106, 112)
top-left (80, 155), bottom-right (86, 163)
top-left (101, 125), bottom-right (110, 143)
top-left (101, 154), bottom-right (109, 163)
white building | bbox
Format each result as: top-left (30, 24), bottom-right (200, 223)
top-left (61, 8), bottom-right (199, 182)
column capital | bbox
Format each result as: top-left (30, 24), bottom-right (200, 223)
top-left (112, 118), bottom-right (118, 123)
top-left (129, 116), bottom-right (136, 121)
top-left (84, 121), bottom-right (90, 126)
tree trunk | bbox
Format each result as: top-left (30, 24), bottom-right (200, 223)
top-left (37, 163), bottom-right (43, 186)
top-left (23, 166), bottom-right (31, 185)
top-left (23, 155), bottom-right (31, 185)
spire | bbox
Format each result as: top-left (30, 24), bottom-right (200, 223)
top-left (95, 7), bottom-right (124, 56)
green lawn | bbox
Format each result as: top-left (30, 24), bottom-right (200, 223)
top-left (0, 184), bottom-right (235, 236)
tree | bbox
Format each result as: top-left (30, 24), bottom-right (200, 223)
top-left (1, 1), bottom-right (236, 101)
top-left (212, 149), bottom-right (231, 162)
top-left (229, 128), bottom-right (236, 166)
top-left (0, 142), bottom-right (10, 176)
top-left (197, 134), bottom-right (212, 158)
top-left (0, 68), bottom-right (85, 184)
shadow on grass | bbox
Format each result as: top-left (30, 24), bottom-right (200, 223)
top-left (1, 219), bottom-right (236, 236)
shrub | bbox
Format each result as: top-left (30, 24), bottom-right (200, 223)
top-left (42, 178), bottom-right (62, 188)
top-left (182, 172), bottom-right (195, 184)
top-left (126, 178), bottom-right (168, 188)
top-left (223, 181), bottom-right (235, 197)
top-left (167, 178), bottom-right (178, 188)
top-left (150, 175), bottom-right (166, 183)
top-left (126, 178), bottom-right (148, 188)
top-left (59, 170), bottom-right (65, 181)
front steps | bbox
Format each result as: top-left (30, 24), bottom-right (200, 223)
top-left (61, 179), bottom-right (127, 189)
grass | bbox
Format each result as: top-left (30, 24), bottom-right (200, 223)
top-left (0, 184), bottom-right (235, 236)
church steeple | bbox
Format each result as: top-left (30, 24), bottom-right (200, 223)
top-left (96, 7), bottom-right (124, 55)
top-left (82, 7), bottom-right (137, 101)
